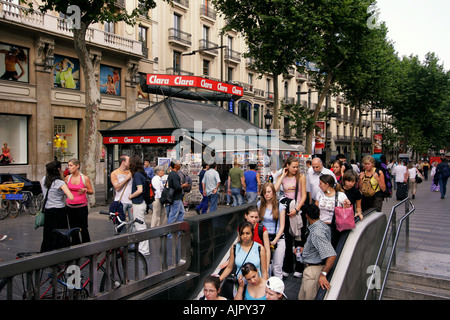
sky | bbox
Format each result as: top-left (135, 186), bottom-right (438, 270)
top-left (375, 0), bottom-right (450, 70)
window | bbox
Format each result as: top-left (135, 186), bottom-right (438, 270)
top-left (138, 26), bottom-right (147, 45)
top-left (0, 114), bottom-right (27, 165)
top-left (174, 13), bottom-right (181, 38)
top-left (253, 104), bottom-right (260, 127)
top-left (203, 25), bottom-right (210, 42)
top-left (227, 67), bottom-right (233, 81)
top-left (203, 60), bottom-right (210, 76)
top-left (104, 21), bottom-right (115, 34)
top-left (173, 51), bottom-right (181, 74)
top-left (53, 118), bottom-right (78, 162)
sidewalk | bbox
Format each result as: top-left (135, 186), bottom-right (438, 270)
top-left (381, 179), bottom-right (450, 279)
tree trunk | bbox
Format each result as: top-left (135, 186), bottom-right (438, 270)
top-left (272, 73), bottom-right (279, 129)
top-left (73, 22), bottom-right (100, 206)
top-left (349, 101), bottom-right (359, 161)
top-left (305, 71), bottom-right (333, 155)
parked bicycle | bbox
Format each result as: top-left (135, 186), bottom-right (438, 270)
top-left (0, 183), bottom-right (42, 219)
top-left (0, 211), bottom-right (148, 300)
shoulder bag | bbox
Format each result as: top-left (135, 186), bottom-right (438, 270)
top-left (334, 192), bottom-right (355, 232)
top-left (109, 180), bottom-right (128, 225)
top-left (288, 179), bottom-right (303, 239)
top-left (160, 180), bottom-right (175, 205)
top-left (34, 185), bottom-right (50, 230)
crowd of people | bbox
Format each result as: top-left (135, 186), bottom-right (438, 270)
top-left (32, 153), bottom-right (449, 301)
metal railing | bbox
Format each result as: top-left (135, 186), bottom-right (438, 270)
top-left (0, 222), bottom-right (191, 300)
top-left (364, 198), bottom-right (415, 300)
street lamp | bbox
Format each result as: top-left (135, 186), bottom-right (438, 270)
top-left (264, 109), bottom-right (273, 131)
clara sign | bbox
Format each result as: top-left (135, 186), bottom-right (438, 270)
top-left (146, 74), bottom-right (244, 97)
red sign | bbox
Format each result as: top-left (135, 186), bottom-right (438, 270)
top-left (103, 136), bottom-right (175, 145)
top-left (315, 121), bottom-right (325, 149)
top-left (146, 74), bottom-right (244, 97)
top-left (374, 134), bottom-right (382, 153)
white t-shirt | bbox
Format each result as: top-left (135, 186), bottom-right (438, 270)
top-left (152, 175), bottom-right (164, 199)
top-left (111, 168), bottom-right (132, 204)
top-left (316, 191), bottom-right (348, 224)
top-left (306, 166), bottom-right (336, 201)
top-left (393, 165), bottom-right (408, 183)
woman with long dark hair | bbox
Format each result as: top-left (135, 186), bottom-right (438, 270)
top-left (128, 154), bottom-right (150, 256)
top-left (40, 160), bottom-right (74, 252)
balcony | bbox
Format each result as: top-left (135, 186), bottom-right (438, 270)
top-left (234, 81), bottom-right (253, 93)
top-left (282, 97), bottom-right (295, 105)
top-left (173, 0), bottom-right (189, 10)
top-left (224, 48), bottom-right (241, 64)
top-left (200, 4), bottom-right (216, 21)
top-left (168, 28), bottom-right (192, 49)
top-left (166, 67), bottom-right (194, 76)
top-left (0, 1), bottom-right (142, 56)
top-left (295, 72), bottom-right (307, 82)
top-left (198, 39), bottom-right (219, 57)
top-left (283, 67), bottom-right (295, 79)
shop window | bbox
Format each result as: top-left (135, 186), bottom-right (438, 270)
top-left (253, 104), bottom-right (260, 127)
top-left (54, 118), bottom-right (78, 162)
top-left (238, 101), bottom-right (251, 121)
top-left (0, 114), bottom-right (28, 165)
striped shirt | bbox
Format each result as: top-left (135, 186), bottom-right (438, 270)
top-left (302, 220), bottom-right (336, 264)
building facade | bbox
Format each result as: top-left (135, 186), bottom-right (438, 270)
top-left (0, 0), bottom-right (374, 183)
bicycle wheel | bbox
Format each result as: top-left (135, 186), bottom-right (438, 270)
top-left (7, 200), bottom-right (21, 218)
top-left (0, 205), bottom-right (8, 220)
top-left (26, 195), bottom-right (40, 215)
top-left (38, 265), bottom-right (68, 300)
top-left (99, 250), bottom-right (148, 292)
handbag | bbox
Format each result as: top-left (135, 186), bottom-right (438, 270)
top-left (34, 186), bottom-right (50, 230)
top-left (160, 180), bottom-right (175, 205)
top-left (223, 242), bottom-right (255, 297)
top-left (334, 193), bottom-right (355, 232)
top-left (109, 181), bottom-right (128, 225)
top-left (415, 175), bottom-right (422, 184)
top-left (282, 179), bottom-right (303, 239)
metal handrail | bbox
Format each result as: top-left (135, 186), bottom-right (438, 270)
top-left (0, 222), bottom-right (191, 300)
top-left (364, 198), bottom-right (415, 300)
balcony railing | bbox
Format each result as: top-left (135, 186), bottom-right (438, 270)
top-left (198, 39), bottom-right (219, 55)
top-left (168, 28), bottom-right (192, 47)
top-left (200, 4), bottom-right (216, 21)
top-left (224, 48), bottom-right (241, 63)
top-left (166, 67), bottom-right (194, 76)
top-left (0, 1), bottom-right (142, 55)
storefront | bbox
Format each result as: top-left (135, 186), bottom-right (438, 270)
top-left (100, 97), bottom-right (299, 204)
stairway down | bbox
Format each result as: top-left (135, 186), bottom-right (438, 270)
top-left (383, 270), bottom-right (450, 300)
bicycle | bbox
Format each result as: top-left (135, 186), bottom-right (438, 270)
top-left (0, 184), bottom-right (41, 219)
top-left (0, 213), bottom-right (148, 300)
top-left (0, 183), bottom-right (23, 219)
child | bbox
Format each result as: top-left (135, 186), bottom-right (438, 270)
top-left (342, 170), bottom-right (363, 220)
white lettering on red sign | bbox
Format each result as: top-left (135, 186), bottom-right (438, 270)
top-left (232, 86), bottom-right (243, 95)
top-left (217, 83), bottom-right (228, 92)
top-left (109, 137), bottom-right (118, 143)
top-left (175, 76), bottom-right (194, 86)
top-left (200, 79), bottom-right (213, 89)
top-left (123, 137), bottom-right (134, 143)
top-left (157, 136), bottom-right (168, 143)
top-left (140, 137), bottom-right (150, 143)
top-left (148, 75), bottom-right (170, 85)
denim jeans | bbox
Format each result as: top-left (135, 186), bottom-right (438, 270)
top-left (122, 203), bottom-right (133, 232)
top-left (166, 199), bottom-right (185, 224)
top-left (195, 195), bottom-right (209, 214)
top-left (208, 193), bottom-right (218, 213)
top-left (230, 187), bottom-right (244, 207)
top-left (246, 191), bottom-right (258, 203)
top-left (439, 177), bottom-right (448, 198)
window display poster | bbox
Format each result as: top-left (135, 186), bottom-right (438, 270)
top-left (0, 42), bottom-right (29, 83)
top-left (158, 158), bottom-right (171, 172)
top-left (0, 115), bottom-right (27, 164)
top-left (100, 64), bottom-right (121, 96)
top-left (54, 118), bottom-right (78, 162)
top-left (53, 54), bottom-right (80, 89)
top-left (315, 121), bottom-right (325, 149)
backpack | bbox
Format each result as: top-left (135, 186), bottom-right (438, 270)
top-left (142, 176), bottom-right (155, 205)
top-left (378, 163), bottom-right (392, 199)
top-left (361, 176), bottom-right (377, 197)
top-left (440, 163), bottom-right (450, 179)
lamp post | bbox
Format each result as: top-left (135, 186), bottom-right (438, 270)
top-left (264, 109), bottom-right (273, 132)
top-left (325, 112), bottom-right (338, 163)
top-left (359, 113), bottom-right (369, 162)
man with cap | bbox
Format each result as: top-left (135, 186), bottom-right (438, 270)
top-left (265, 277), bottom-right (287, 300)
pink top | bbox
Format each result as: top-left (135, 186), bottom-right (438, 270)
top-left (281, 176), bottom-right (302, 203)
top-left (66, 175), bottom-right (87, 206)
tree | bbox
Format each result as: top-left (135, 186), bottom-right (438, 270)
top-left (22, 0), bottom-right (160, 205)
top-left (297, 0), bottom-right (376, 155)
top-left (336, 23), bottom-right (398, 161)
top-left (211, 0), bottom-right (316, 129)
top-left (386, 53), bottom-right (450, 157)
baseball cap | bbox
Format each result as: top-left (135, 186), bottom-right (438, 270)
top-left (266, 277), bottom-right (287, 298)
